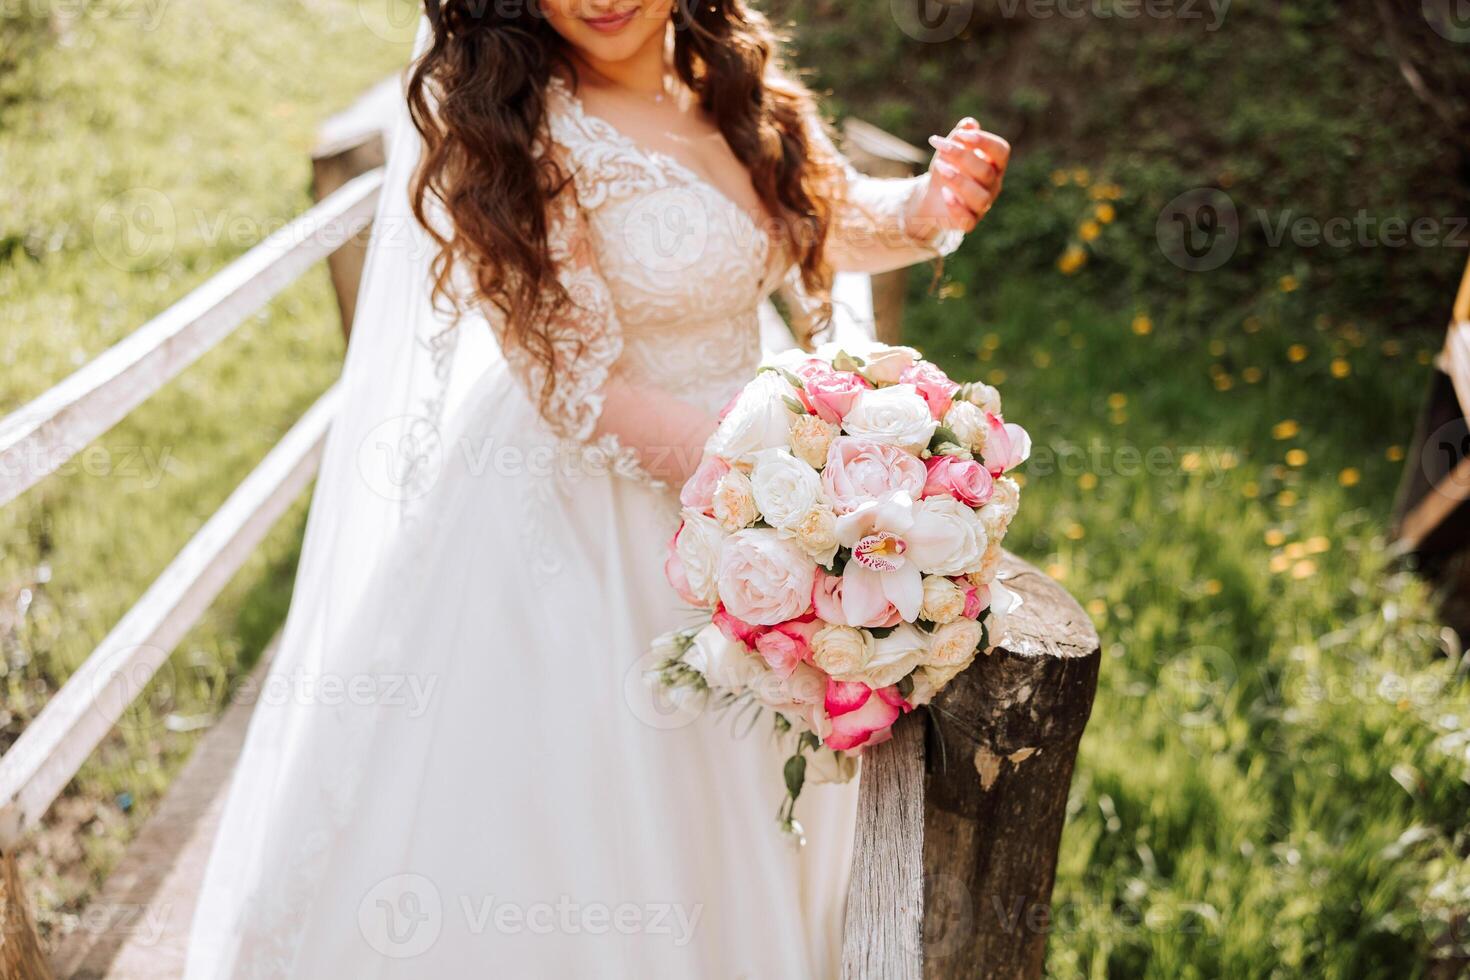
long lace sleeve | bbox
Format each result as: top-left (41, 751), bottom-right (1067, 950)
top-left (486, 184), bottom-right (713, 486)
top-left (808, 113), bottom-right (966, 275)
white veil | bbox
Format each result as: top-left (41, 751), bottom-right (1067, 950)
top-left (188, 25), bottom-right (496, 967)
top-left (279, 21), bottom-right (495, 677)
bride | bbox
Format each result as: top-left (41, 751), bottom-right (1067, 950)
top-left (185, 1), bottom-right (1007, 976)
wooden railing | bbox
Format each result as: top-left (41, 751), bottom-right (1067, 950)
top-left (0, 171), bottom-right (383, 980)
top-left (0, 81), bottom-right (1100, 980)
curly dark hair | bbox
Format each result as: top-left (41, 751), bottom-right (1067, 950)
top-left (406, 0), bottom-right (846, 412)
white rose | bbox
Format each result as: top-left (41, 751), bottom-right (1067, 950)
top-left (906, 496), bottom-right (989, 576)
top-left (682, 622), bottom-right (766, 692)
top-left (979, 476), bottom-right (1021, 539)
top-left (943, 401), bottom-right (989, 453)
top-left (713, 469), bottom-right (758, 532)
top-left (707, 371), bottom-right (798, 463)
top-left (811, 624), bottom-right (873, 677)
top-left (841, 385), bottom-right (938, 454)
top-left (907, 659), bottom-right (973, 707)
top-left (789, 414), bottom-right (839, 469)
top-left (919, 575), bottom-right (967, 625)
top-left (861, 344), bottom-right (922, 384)
top-left (926, 618), bottom-right (984, 667)
top-left (674, 508), bottom-right (725, 606)
top-left (964, 381), bottom-right (1002, 416)
top-left (750, 448), bottom-right (825, 529)
top-left (786, 504), bottom-right (840, 566)
top-left (844, 623), bottom-right (929, 689)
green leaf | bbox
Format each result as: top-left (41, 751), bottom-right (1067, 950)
top-left (781, 395), bottom-right (809, 416)
top-left (832, 350), bottom-right (866, 372)
top-left (783, 753), bottom-right (807, 800)
top-left (897, 674), bottom-right (915, 699)
top-left (868, 625), bottom-right (898, 639)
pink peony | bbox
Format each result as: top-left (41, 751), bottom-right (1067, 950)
top-left (813, 568), bottom-right (903, 629)
top-left (922, 455), bottom-right (995, 508)
top-left (980, 414), bottom-right (1032, 476)
top-left (823, 679), bottom-right (910, 751)
top-left (716, 529), bottom-right (817, 626)
top-left (821, 437), bottom-right (926, 514)
top-left (795, 360), bottom-right (872, 425)
top-left (680, 455), bottom-right (730, 515)
top-left (754, 616), bottom-right (822, 677)
top-left (899, 362), bottom-right (960, 420)
top-left (713, 603), bottom-right (767, 647)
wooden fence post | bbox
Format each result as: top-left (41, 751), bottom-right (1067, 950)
top-left (0, 849), bottom-right (51, 980)
top-left (842, 552), bottom-right (1101, 979)
top-left (310, 76), bottom-right (399, 342)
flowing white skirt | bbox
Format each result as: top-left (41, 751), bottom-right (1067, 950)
top-left (186, 357), bottom-right (859, 979)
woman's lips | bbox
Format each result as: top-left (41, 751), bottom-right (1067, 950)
top-left (583, 8), bottom-right (638, 33)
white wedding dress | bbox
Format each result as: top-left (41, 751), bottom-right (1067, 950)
top-left (185, 71), bottom-right (960, 979)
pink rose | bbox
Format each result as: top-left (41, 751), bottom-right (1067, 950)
top-left (754, 616), bottom-right (822, 677)
top-left (923, 455), bottom-right (995, 508)
top-left (713, 603), bottom-right (767, 647)
top-left (812, 568), bottom-right (903, 629)
top-left (980, 414), bottom-right (1032, 476)
top-left (664, 526), bottom-right (700, 607)
top-left (795, 360), bottom-right (872, 425)
top-left (899, 362), bottom-right (959, 420)
top-left (823, 679), bottom-right (909, 751)
top-left (716, 529), bottom-right (817, 626)
top-left (680, 456), bottom-right (730, 515)
top-left (961, 580), bottom-right (990, 619)
top-left (821, 437), bottom-right (926, 514)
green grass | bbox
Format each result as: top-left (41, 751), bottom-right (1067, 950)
top-left (0, 0), bottom-right (417, 930)
top-left (905, 251), bottom-right (1470, 975)
top-left (4, 1), bottom-right (1470, 974)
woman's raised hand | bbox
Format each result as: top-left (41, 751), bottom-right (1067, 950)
top-left (914, 118), bottom-right (1011, 234)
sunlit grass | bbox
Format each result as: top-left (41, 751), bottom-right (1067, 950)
top-left (908, 253), bottom-right (1470, 976)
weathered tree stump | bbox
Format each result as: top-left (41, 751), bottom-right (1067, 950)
top-left (842, 552), bottom-right (1101, 980)
top-left (0, 849), bottom-right (52, 980)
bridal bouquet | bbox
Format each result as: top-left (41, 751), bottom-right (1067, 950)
top-left (649, 342), bottom-right (1030, 831)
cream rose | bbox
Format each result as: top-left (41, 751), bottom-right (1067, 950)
top-left (683, 622), bottom-right (767, 691)
top-left (673, 508), bottom-right (725, 607)
top-left (964, 381), bottom-right (1002, 416)
top-left (716, 528), bottom-right (817, 626)
top-left (750, 448), bottom-right (825, 529)
top-left (811, 624), bottom-right (873, 676)
top-left (943, 401), bottom-right (989, 453)
top-left (787, 504), bottom-right (839, 566)
top-left (841, 384), bottom-right (938, 454)
top-left (789, 413), bottom-right (839, 469)
top-left (713, 469), bottom-right (758, 532)
top-left (919, 575), bottom-right (967, 625)
top-left (706, 371), bottom-right (798, 463)
top-left (905, 496), bottom-right (989, 576)
top-left (861, 345), bottom-right (922, 384)
top-left (842, 623), bottom-right (928, 689)
top-left (970, 539), bottom-right (1005, 584)
top-left (907, 659), bottom-right (974, 707)
top-left (926, 618), bottom-right (984, 666)
top-left (979, 476), bottom-right (1021, 539)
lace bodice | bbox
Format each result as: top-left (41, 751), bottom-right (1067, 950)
top-left (487, 76), bottom-right (965, 478)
